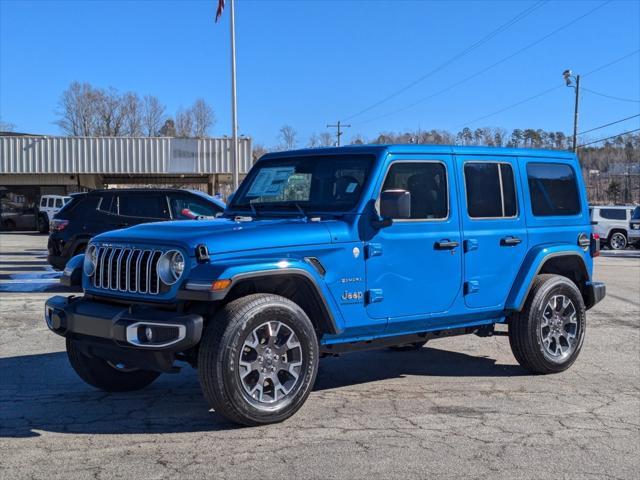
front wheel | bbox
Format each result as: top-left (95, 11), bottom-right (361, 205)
top-left (66, 338), bottom-right (161, 392)
top-left (198, 294), bottom-right (319, 426)
top-left (509, 274), bottom-right (586, 374)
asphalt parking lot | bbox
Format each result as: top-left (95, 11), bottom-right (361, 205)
top-left (0, 232), bottom-right (638, 479)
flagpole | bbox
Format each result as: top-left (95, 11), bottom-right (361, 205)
top-left (230, 0), bottom-right (239, 191)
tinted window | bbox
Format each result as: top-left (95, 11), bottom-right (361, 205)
top-left (599, 208), bottom-right (627, 220)
top-left (117, 194), bottom-right (170, 219)
top-left (464, 163), bottom-right (517, 218)
top-left (67, 196), bottom-right (100, 217)
top-left (55, 198), bottom-right (63, 208)
top-left (382, 162), bottom-right (448, 219)
top-left (47, 198), bottom-right (54, 208)
top-left (40, 198), bottom-right (47, 207)
top-left (527, 163), bottom-right (580, 216)
top-left (170, 195), bottom-right (221, 219)
top-left (633, 206), bottom-right (640, 220)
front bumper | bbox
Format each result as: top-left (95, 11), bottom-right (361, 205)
top-left (45, 295), bottom-right (203, 371)
top-left (585, 281), bottom-right (606, 310)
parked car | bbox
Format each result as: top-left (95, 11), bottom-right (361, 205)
top-left (589, 205), bottom-right (636, 250)
top-left (40, 195), bottom-right (71, 222)
top-left (47, 188), bottom-right (225, 270)
top-left (629, 206), bottom-right (640, 247)
top-left (1, 198), bottom-right (45, 231)
top-left (46, 145), bottom-right (604, 426)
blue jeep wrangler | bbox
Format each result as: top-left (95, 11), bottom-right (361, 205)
top-left (45, 145), bottom-right (605, 426)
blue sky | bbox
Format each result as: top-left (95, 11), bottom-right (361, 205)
top-left (1, 0), bottom-right (638, 148)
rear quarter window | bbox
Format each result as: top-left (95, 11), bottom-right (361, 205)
top-left (599, 208), bottom-right (627, 220)
top-left (526, 163), bottom-right (580, 217)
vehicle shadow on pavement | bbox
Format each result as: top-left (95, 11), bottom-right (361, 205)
top-left (0, 347), bottom-right (524, 438)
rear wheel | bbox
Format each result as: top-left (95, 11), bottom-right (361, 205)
top-left (3, 219), bottom-right (16, 229)
top-left (66, 338), bottom-right (161, 392)
top-left (198, 294), bottom-right (319, 426)
top-left (509, 274), bottom-right (586, 374)
top-left (608, 231), bottom-right (627, 250)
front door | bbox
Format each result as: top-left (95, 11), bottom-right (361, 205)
top-left (457, 157), bottom-right (528, 309)
top-left (365, 156), bottom-right (463, 330)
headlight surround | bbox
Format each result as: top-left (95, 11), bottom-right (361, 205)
top-left (158, 250), bottom-right (185, 285)
top-left (84, 244), bottom-right (98, 276)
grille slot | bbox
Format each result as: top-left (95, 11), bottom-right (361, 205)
top-left (91, 246), bottom-right (163, 295)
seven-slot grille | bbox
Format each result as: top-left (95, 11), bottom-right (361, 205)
top-left (92, 246), bottom-right (163, 295)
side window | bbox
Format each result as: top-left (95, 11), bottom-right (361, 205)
top-left (382, 162), bottom-right (448, 219)
top-left (464, 162), bottom-right (518, 218)
top-left (169, 195), bottom-right (220, 219)
top-left (97, 195), bottom-right (116, 214)
top-left (527, 163), bottom-right (580, 216)
top-left (55, 198), bottom-right (63, 208)
top-left (40, 198), bottom-right (47, 207)
top-left (69, 196), bottom-right (100, 216)
top-left (600, 208), bottom-right (627, 220)
top-left (47, 198), bottom-right (54, 208)
top-left (117, 194), bottom-right (170, 219)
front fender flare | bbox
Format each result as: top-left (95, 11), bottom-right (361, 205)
top-left (180, 259), bottom-right (343, 334)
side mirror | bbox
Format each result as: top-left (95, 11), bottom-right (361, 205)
top-left (374, 190), bottom-right (411, 228)
top-left (381, 189), bottom-right (411, 219)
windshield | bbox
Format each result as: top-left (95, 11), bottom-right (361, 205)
top-left (229, 154), bottom-right (374, 213)
top-left (632, 206), bottom-right (640, 220)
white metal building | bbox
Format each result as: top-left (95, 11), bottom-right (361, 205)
top-left (0, 135), bottom-right (253, 194)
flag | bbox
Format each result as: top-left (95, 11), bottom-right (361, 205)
top-left (215, 0), bottom-right (225, 22)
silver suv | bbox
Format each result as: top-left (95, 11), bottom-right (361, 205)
top-left (590, 205), bottom-right (636, 250)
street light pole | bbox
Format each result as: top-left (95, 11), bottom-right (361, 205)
top-left (230, 0), bottom-right (239, 191)
top-left (563, 70), bottom-right (580, 153)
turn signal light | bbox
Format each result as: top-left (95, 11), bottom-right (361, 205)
top-left (211, 279), bottom-right (231, 291)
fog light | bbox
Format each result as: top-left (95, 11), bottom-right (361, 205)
top-left (145, 326), bottom-right (154, 342)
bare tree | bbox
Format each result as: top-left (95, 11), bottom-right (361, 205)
top-left (278, 125), bottom-right (298, 150)
top-left (94, 87), bottom-right (126, 136)
top-left (159, 119), bottom-right (176, 137)
top-left (319, 132), bottom-right (334, 147)
top-left (0, 118), bottom-right (16, 132)
top-left (252, 143), bottom-right (268, 161)
top-left (55, 81), bottom-right (98, 136)
top-left (191, 98), bottom-right (215, 138)
top-left (142, 95), bottom-right (165, 136)
top-left (350, 134), bottom-right (365, 145)
top-left (308, 133), bottom-right (319, 148)
top-left (175, 108), bottom-right (194, 138)
top-left (122, 92), bottom-right (143, 136)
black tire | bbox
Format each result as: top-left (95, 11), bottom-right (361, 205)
top-left (607, 230), bottom-right (627, 250)
top-left (37, 213), bottom-right (49, 233)
top-left (3, 219), bottom-right (16, 229)
top-left (509, 274), bottom-right (586, 374)
top-left (198, 294), bottom-right (319, 426)
top-left (73, 243), bottom-right (87, 256)
top-left (66, 337), bottom-right (161, 392)
top-left (389, 341), bottom-right (427, 352)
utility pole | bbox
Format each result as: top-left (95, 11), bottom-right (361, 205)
top-left (326, 121), bottom-right (351, 146)
top-left (563, 70), bottom-right (580, 153)
top-left (230, 0), bottom-right (239, 191)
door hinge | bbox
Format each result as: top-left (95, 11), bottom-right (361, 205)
top-left (365, 243), bottom-right (383, 258)
top-left (464, 280), bottom-right (480, 295)
top-left (464, 239), bottom-right (479, 252)
top-left (366, 289), bottom-right (384, 304)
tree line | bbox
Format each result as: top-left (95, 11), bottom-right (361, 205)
top-left (54, 81), bottom-right (215, 138)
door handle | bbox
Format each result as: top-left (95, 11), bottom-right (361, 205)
top-left (500, 236), bottom-right (522, 246)
top-left (435, 240), bottom-right (459, 250)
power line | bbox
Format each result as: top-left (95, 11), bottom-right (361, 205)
top-left (582, 87), bottom-right (640, 103)
top-left (577, 128), bottom-right (640, 148)
top-left (579, 114), bottom-right (640, 135)
top-left (341, 0), bottom-right (548, 122)
top-left (351, 0), bottom-right (612, 127)
top-left (457, 49), bottom-right (639, 127)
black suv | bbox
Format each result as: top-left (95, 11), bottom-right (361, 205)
top-left (47, 188), bottom-right (225, 270)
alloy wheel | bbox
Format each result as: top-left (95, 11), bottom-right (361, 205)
top-left (609, 232), bottom-right (627, 250)
top-left (238, 321), bottom-right (304, 406)
top-left (539, 294), bottom-right (580, 362)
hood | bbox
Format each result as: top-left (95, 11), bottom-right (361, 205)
top-left (95, 217), bottom-right (336, 255)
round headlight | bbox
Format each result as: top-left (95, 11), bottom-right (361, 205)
top-left (158, 250), bottom-right (185, 285)
top-left (84, 244), bottom-right (98, 276)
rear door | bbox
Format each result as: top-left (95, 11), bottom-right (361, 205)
top-left (458, 157), bottom-right (528, 309)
